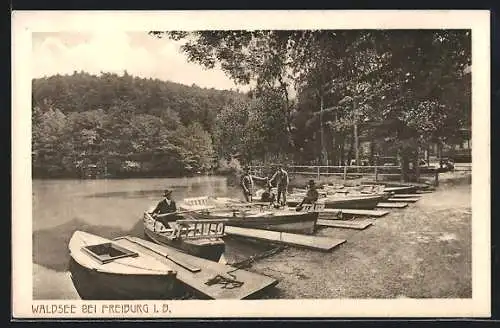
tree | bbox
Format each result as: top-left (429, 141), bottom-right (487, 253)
top-left (31, 71), bottom-right (243, 178)
top-left (150, 31), bottom-right (298, 152)
top-left (176, 122), bottom-right (216, 172)
top-left (32, 106), bottom-right (72, 177)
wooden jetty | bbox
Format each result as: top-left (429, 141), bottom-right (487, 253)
top-left (225, 226), bottom-right (346, 252)
top-left (118, 236), bottom-right (278, 300)
top-left (416, 190), bottom-right (434, 194)
top-left (390, 194), bottom-right (422, 198)
top-left (387, 197), bottom-right (419, 203)
top-left (319, 208), bottom-right (390, 218)
top-left (377, 202), bottom-right (408, 208)
top-left (317, 219), bottom-right (373, 230)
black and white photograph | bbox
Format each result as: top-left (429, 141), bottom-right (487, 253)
top-left (12, 10), bottom-right (490, 318)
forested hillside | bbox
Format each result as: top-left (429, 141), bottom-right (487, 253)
top-left (32, 71), bottom-right (246, 178)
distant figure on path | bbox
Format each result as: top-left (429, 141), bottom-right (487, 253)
top-left (150, 189), bottom-right (178, 224)
top-left (297, 180), bottom-right (319, 210)
top-left (240, 166), bottom-right (254, 202)
top-left (269, 165), bottom-right (289, 206)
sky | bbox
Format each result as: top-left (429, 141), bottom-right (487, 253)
top-left (32, 31), bottom-right (244, 91)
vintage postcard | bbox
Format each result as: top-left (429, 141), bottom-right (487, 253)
top-left (12, 10), bottom-right (490, 318)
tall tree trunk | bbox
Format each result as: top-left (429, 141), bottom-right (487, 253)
top-left (401, 154), bottom-right (409, 183)
top-left (278, 75), bottom-right (294, 150)
top-left (369, 140), bottom-right (375, 165)
top-left (353, 100), bottom-right (360, 166)
top-left (319, 93), bottom-right (328, 165)
top-left (348, 133), bottom-right (355, 165)
top-left (415, 146), bottom-right (421, 182)
top-left (331, 133), bottom-right (337, 168)
top-left (340, 134), bottom-right (345, 166)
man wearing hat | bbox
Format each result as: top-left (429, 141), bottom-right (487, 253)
top-left (268, 164), bottom-right (289, 206)
top-left (240, 166), bottom-right (254, 202)
top-left (297, 179), bottom-right (319, 208)
top-left (151, 189), bottom-right (178, 223)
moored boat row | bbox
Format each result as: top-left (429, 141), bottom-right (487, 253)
top-left (67, 181), bottom-right (429, 300)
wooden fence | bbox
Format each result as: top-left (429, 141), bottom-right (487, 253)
top-left (249, 165), bottom-right (440, 185)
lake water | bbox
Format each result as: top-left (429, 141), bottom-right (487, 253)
top-left (31, 176), bottom-right (472, 300)
top-left (32, 176), bottom-right (278, 299)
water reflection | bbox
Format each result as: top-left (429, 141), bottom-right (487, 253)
top-left (32, 218), bottom-right (145, 272)
top-left (85, 182), bottom-right (230, 199)
top-left (86, 189), bottom-right (180, 199)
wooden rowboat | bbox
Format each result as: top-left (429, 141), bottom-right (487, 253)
top-left (143, 212), bottom-right (226, 262)
top-left (287, 193), bottom-right (386, 210)
top-left (180, 197), bottom-right (319, 235)
top-left (360, 182), bottom-right (430, 193)
top-left (68, 230), bottom-right (177, 300)
top-left (69, 231), bottom-right (279, 300)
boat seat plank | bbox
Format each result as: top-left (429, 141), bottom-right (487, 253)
top-left (225, 226), bottom-right (345, 251)
top-left (116, 236), bottom-right (278, 300)
top-left (377, 202), bottom-right (408, 208)
top-left (317, 219), bottom-right (373, 230)
top-left (387, 198), bottom-right (419, 202)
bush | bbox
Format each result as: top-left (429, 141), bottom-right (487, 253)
top-left (216, 158), bottom-right (242, 175)
top-left (216, 158), bottom-right (243, 185)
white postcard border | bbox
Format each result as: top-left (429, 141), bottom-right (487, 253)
top-left (12, 10), bottom-right (491, 318)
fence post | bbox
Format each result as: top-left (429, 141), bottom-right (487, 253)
top-left (317, 166), bottom-right (320, 180)
top-left (343, 166), bottom-right (347, 182)
top-left (375, 166), bottom-right (378, 182)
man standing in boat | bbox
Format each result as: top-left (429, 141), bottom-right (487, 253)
top-left (151, 189), bottom-right (178, 225)
top-left (240, 166), bottom-right (254, 202)
top-left (269, 165), bottom-right (289, 206)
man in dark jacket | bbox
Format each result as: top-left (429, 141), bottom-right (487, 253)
top-left (269, 165), bottom-right (289, 206)
top-left (151, 189), bottom-right (178, 224)
top-left (240, 166), bottom-right (254, 202)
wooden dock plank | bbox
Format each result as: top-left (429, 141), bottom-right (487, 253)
top-left (322, 208), bottom-right (390, 217)
top-left (225, 226), bottom-right (345, 251)
top-left (377, 202), bottom-right (408, 208)
top-left (387, 198), bottom-right (419, 202)
top-left (317, 219), bottom-right (373, 230)
top-left (118, 236), bottom-right (278, 300)
top-left (390, 194), bottom-right (422, 198)
top-left (416, 190), bottom-right (434, 194)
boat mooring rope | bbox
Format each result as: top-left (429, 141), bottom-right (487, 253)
top-left (205, 274), bottom-right (244, 289)
top-left (230, 245), bottom-right (287, 269)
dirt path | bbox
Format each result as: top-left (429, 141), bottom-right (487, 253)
top-left (252, 183), bottom-right (471, 299)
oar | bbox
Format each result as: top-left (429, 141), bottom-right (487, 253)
top-left (123, 237), bottom-right (201, 273)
